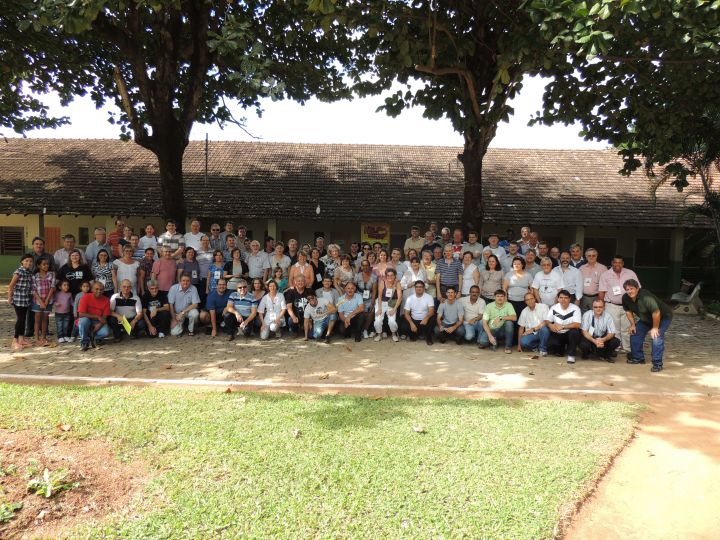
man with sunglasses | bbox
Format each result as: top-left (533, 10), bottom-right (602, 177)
top-left (223, 280), bottom-right (258, 340)
top-left (208, 223), bottom-right (224, 251)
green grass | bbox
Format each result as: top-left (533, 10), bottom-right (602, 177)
top-left (0, 385), bottom-right (638, 539)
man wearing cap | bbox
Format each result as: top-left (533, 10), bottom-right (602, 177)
top-left (404, 226), bottom-right (425, 258)
top-left (598, 255), bottom-right (640, 351)
top-left (303, 291), bottom-right (337, 343)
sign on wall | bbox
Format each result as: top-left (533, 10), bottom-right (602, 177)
top-left (361, 223), bottom-right (391, 247)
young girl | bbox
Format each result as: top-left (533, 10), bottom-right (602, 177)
top-left (31, 257), bottom-right (56, 346)
top-left (54, 280), bottom-right (73, 343)
top-left (267, 266), bottom-right (288, 292)
top-left (71, 280), bottom-right (92, 342)
top-left (8, 253), bottom-right (33, 350)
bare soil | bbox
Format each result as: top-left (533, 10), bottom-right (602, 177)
top-left (0, 428), bottom-right (146, 539)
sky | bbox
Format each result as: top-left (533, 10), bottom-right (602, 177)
top-left (20, 75), bottom-right (608, 150)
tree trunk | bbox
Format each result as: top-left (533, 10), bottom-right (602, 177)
top-left (154, 139), bottom-right (188, 228)
top-left (459, 138), bottom-right (486, 235)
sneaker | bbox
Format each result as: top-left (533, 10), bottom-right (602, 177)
top-left (539, 351), bottom-right (547, 357)
top-left (368, 331), bottom-right (376, 338)
top-left (80, 342), bottom-right (89, 352)
top-left (70, 336), bottom-right (77, 343)
top-left (158, 332), bottom-right (165, 339)
top-left (567, 356), bottom-right (576, 364)
top-left (400, 334), bottom-right (407, 340)
top-left (651, 364), bottom-right (663, 373)
top-left (392, 333), bottom-right (399, 342)
top-left (57, 338), bottom-right (64, 344)
top-left (626, 353), bottom-right (646, 365)
top-left (382, 332), bottom-right (387, 339)
top-left (374, 334), bottom-right (382, 342)
top-left (363, 330), bottom-right (369, 339)
top-left (324, 335), bottom-right (331, 344)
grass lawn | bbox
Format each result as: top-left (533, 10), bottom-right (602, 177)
top-left (0, 385), bottom-right (638, 539)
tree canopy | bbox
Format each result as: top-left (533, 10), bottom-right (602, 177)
top-left (1, 0), bottom-right (357, 223)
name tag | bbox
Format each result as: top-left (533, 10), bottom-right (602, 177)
top-left (385, 289), bottom-right (393, 299)
top-left (584, 278), bottom-right (592, 286)
top-left (362, 290), bottom-right (370, 300)
top-left (612, 285), bottom-right (622, 296)
top-left (191, 270), bottom-right (198, 279)
top-left (214, 271), bottom-right (221, 280)
top-left (316, 273), bottom-right (322, 282)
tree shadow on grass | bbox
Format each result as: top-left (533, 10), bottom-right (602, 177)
top-left (302, 395), bottom-right (526, 431)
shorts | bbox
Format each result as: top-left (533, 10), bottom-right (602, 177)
top-left (31, 302), bottom-right (53, 313)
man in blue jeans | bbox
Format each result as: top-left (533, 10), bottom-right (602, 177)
top-left (622, 279), bottom-right (673, 373)
top-left (479, 289), bottom-right (517, 353)
top-left (77, 281), bottom-right (111, 351)
top-left (517, 292), bottom-right (550, 354)
top-left (303, 292), bottom-right (337, 343)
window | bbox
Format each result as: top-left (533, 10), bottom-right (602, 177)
top-left (78, 227), bottom-right (90, 246)
top-left (584, 237), bottom-right (617, 266)
top-left (0, 227), bottom-right (24, 255)
top-left (635, 238), bottom-right (670, 267)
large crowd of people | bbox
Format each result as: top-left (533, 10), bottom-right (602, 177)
top-left (7, 220), bottom-right (673, 372)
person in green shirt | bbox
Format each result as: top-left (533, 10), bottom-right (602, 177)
top-left (479, 289), bottom-right (517, 353)
top-left (622, 279), bottom-right (673, 372)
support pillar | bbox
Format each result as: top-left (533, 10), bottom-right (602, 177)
top-left (669, 227), bottom-right (684, 293)
top-left (267, 218), bottom-right (277, 241)
top-left (574, 225), bottom-right (585, 248)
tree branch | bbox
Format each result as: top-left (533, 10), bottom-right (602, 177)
top-left (112, 66), bottom-right (151, 149)
top-left (415, 63), bottom-right (483, 123)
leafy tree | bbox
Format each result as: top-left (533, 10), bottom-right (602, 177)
top-left (529, 0), bottom-right (720, 247)
top-left (343, 1), bottom-right (555, 233)
top-left (0, 0), bottom-right (355, 224)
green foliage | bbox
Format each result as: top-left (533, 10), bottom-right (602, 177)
top-left (0, 461), bottom-right (18, 477)
top-left (26, 467), bottom-right (79, 498)
top-left (0, 502), bottom-right (23, 524)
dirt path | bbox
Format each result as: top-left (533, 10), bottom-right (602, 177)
top-left (566, 397), bottom-right (720, 540)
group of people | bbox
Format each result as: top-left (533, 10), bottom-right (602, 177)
top-left (7, 220), bottom-right (673, 372)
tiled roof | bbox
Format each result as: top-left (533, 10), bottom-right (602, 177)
top-left (0, 138), bottom-right (707, 227)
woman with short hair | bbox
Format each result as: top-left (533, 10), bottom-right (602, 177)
top-left (479, 254), bottom-right (503, 302)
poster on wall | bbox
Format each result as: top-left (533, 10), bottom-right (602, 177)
top-left (361, 223), bottom-right (391, 247)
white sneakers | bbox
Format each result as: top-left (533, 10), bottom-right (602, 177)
top-left (374, 334), bottom-right (382, 342)
top-left (158, 332), bottom-right (165, 339)
top-left (567, 356), bottom-right (576, 364)
top-left (392, 333), bottom-right (399, 342)
top-left (363, 330), bottom-right (369, 339)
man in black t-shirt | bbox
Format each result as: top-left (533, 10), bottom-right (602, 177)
top-left (141, 280), bottom-right (172, 338)
top-left (284, 274), bottom-right (311, 336)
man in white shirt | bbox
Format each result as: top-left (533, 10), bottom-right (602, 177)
top-left (517, 292), bottom-right (550, 354)
top-left (402, 280), bottom-right (436, 345)
top-left (552, 252), bottom-right (584, 305)
top-left (138, 224), bottom-right (158, 255)
top-left (532, 257), bottom-right (563, 306)
top-left (303, 291), bottom-right (337, 343)
top-left (482, 233), bottom-right (505, 259)
top-left (598, 255), bottom-right (640, 351)
top-left (579, 299), bottom-right (620, 362)
top-left (461, 285), bottom-right (486, 344)
top-left (545, 290), bottom-right (583, 364)
top-left (53, 234), bottom-right (86, 268)
top-left (183, 219), bottom-right (205, 250)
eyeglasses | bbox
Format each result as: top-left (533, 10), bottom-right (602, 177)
top-left (238, 286), bottom-right (248, 289)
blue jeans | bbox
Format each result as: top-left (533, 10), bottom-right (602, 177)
top-left (630, 318), bottom-right (672, 365)
top-left (478, 321), bottom-right (514, 348)
top-left (463, 321), bottom-right (486, 343)
top-left (55, 313), bottom-right (73, 339)
top-left (519, 326), bottom-right (550, 352)
top-left (311, 318), bottom-right (330, 339)
top-left (78, 317), bottom-right (111, 346)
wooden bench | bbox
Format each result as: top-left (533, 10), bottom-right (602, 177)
top-left (671, 280), bottom-right (703, 315)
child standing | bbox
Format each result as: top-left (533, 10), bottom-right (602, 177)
top-left (54, 280), bottom-right (73, 343)
top-left (71, 281), bottom-right (91, 342)
top-left (7, 254), bottom-right (34, 350)
top-left (31, 257), bottom-right (56, 346)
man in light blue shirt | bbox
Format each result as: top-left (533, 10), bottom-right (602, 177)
top-left (336, 282), bottom-right (366, 342)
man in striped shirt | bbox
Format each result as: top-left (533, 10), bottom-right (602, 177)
top-left (435, 244), bottom-right (463, 300)
top-left (579, 299), bottom-right (620, 362)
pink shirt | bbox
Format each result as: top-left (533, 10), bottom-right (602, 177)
top-left (152, 258), bottom-right (177, 292)
top-left (580, 262), bottom-right (608, 296)
top-left (598, 268), bottom-right (640, 305)
top-left (54, 290), bottom-right (73, 314)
